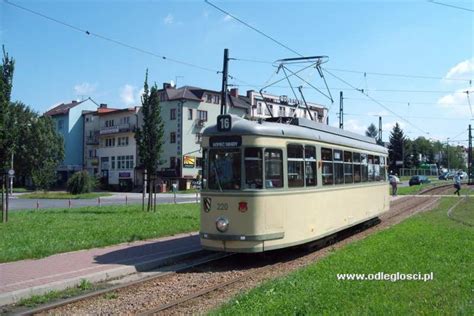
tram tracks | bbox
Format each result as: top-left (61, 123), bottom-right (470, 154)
top-left (14, 192), bottom-right (444, 315)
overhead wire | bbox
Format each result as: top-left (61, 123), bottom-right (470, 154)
top-left (5, 0), bottom-right (219, 74)
top-left (322, 68), bottom-right (431, 135)
top-left (427, 0), bottom-right (474, 12)
top-left (204, 0), bottom-right (304, 57)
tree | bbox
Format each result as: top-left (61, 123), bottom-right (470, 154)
top-left (0, 46), bottom-right (15, 171)
top-left (67, 171), bottom-right (96, 194)
top-left (30, 116), bottom-right (64, 190)
top-left (388, 123), bottom-right (407, 174)
top-left (135, 70), bottom-right (164, 211)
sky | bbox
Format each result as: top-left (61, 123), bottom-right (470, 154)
top-left (1, 0), bottom-right (473, 145)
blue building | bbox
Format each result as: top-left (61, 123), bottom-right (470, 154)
top-left (45, 98), bottom-right (97, 183)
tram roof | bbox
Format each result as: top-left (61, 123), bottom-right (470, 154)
top-left (203, 115), bottom-right (388, 154)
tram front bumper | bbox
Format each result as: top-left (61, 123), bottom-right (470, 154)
top-left (199, 232), bottom-right (284, 253)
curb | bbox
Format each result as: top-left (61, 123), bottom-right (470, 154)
top-left (0, 248), bottom-right (203, 307)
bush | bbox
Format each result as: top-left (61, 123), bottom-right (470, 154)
top-left (67, 171), bottom-right (96, 195)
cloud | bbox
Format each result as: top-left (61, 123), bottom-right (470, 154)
top-left (74, 82), bottom-right (97, 96)
top-left (222, 14), bottom-right (233, 22)
top-left (120, 84), bottom-right (136, 106)
top-left (163, 13), bottom-right (174, 25)
top-left (344, 119), bottom-right (367, 135)
top-left (436, 86), bottom-right (473, 117)
top-left (445, 58), bottom-right (474, 79)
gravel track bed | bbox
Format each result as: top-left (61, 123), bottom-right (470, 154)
top-left (44, 196), bottom-right (439, 315)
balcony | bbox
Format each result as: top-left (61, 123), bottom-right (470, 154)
top-left (195, 119), bottom-right (206, 128)
top-left (86, 136), bottom-right (99, 145)
top-left (100, 123), bottom-right (135, 135)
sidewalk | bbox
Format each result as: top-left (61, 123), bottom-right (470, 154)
top-left (0, 232), bottom-right (201, 306)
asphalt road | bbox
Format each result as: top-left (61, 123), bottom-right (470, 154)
top-left (6, 192), bottom-right (201, 211)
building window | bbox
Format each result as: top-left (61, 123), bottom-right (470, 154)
top-left (188, 109), bottom-right (193, 120)
top-left (58, 119), bottom-right (64, 130)
top-left (105, 119), bottom-right (114, 127)
top-left (290, 108), bottom-right (296, 117)
top-left (197, 110), bottom-right (208, 121)
top-left (111, 156), bottom-right (116, 170)
top-left (196, 157), bottom-right (203, 168)
top-left (118, 136), bottom-right (129, 146)
top-left (170, 156), bottom-right (176, 168)
top-left (195, 132), bottom-right (202, 144)
top-left (117, 155), bottom-right (134, 169)
top-left (170, 109), bottom-right (176, 120)
top-left (265, 104), bottom-right (273, 116)
top-left (206, 94), bottom-right (213, 103)
top-left (88, 150), bottom-right (93, 158)
top-left (213, 95), bottom-right (220, 104)
top-left (170, 132), bottom-right (176, 144)
top-left (120, 117), bottom-right (130, 125)
top-left (105, 138), bottom-right (115, 147)
top-left (279, 106), bottom-right (285, 116)
top-left (257, 102), bottom-right (262, 115)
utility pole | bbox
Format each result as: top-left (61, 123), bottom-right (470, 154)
top-left (446, 138), bottom-right (450, 171)
top-left (378, 116), bottom-right (382, 143)
top-left (339, 91), bottom-right (343, 129)
top-left (220, 48), bottom-right (229, 115)
top-left (469, 124), bottom-right (473, 185)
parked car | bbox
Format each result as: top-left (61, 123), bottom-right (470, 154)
top-left (438, 173), bottom-right (449, 180)
top-left (458, 171), bottom-right (468, 180)
top-left (409, 175), bottom-right (431, 186)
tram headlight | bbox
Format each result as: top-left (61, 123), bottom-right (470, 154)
top-left (216, 217), bottom-right (229, 232)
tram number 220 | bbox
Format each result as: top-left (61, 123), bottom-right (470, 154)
top-left (217, 115), bottom-right (232, 132)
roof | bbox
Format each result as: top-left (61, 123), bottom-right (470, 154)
top-left (203, 115), bottom-right (387, 154)
top-left (44, 99), bottom-right (87, 116)
top-left (160, 85), bottom-right (251, 109)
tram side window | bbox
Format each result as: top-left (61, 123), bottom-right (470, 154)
top-left (344, 151), bottom-right (353, 184)
top-left (380, 156), bottom-right (386, 181)
top-left (305, 146), bottom-right (317, 186)
top-left (244, 148), bottom-right (263, 189)
top-left (287, 144), bottom-right (304, 187)
top-left (321, 147), bottom-right (333, 185)
top-left (368, 155), bottom-right (375, 182)
top-left (334, 149), bottom-right (344, 185)
top-left (353, 152), bottom-right (361, 183)
top-left (208, 149), bottom-right (241, 190)
top-left (202, 149), bottom-right (208, 189)
top-left (361, 153), bottom-right (368, 182)
top-left (265, 149), bottom-right (283, 188)
top-left (374, 156), bottom-right (381, 181)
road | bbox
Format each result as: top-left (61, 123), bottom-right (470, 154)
top-left (7, 192), bottom-right (201, 211)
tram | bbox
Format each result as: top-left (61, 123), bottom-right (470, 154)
top-left (199, 114), bottom-right (389, 252)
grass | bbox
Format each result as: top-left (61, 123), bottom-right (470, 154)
top-left (0, 203), bottom-right (199, 263)
top-left (19, 192), bottom-right (113, 199)
top-left (450, 197), bottom-right (474, 226)
top-left (214, 198), bottom-right (473, 315)
top-left (395, 181), bottom-right (444, 195)
top-left (16, 279), bottom-right (94, 307)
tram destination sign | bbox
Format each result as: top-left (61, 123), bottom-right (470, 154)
top-left (209, 135), bottom-right (242, 148)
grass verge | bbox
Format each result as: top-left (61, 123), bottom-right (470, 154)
top-left (0, 203), bottom-right (199, 263)
top-left (19, 192), bottom-right (113, 199)
top-left (214, 198), bottom-right (473, 315)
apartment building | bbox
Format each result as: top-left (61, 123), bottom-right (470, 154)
top-left (246, 90), bottom-right (327, 123)
top-left (45, 98), bottom-right (97, 183)
top-left (83, 105), bottom-right (140, 190)
top-left (156, 84), bottom-right (250, 189)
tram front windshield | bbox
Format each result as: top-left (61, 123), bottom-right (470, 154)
top-left (208, 148), bottom-right (241, 190)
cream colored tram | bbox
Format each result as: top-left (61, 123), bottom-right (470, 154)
top-left (200, 115), bottom-right (389, 252)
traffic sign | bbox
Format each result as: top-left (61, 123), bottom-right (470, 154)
top-left (8, 169), bottom-right (15, 176)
